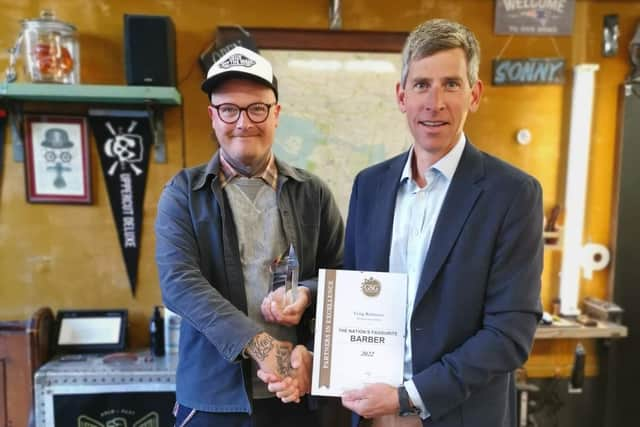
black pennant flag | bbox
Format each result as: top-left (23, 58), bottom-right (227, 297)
top-left (89, 110), bottom-right (152, 296)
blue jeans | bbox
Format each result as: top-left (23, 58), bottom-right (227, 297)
top-left (174, 397), bottom-right (322, 427)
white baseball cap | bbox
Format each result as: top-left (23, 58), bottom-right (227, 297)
top-left (201, 46), bottom-right (278, 100)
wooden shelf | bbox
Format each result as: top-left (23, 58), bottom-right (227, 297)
top-left (0, 82), bottom-right (181, 163)
top-left (0, 82), bottom-right (181, 105)
top-left (535, 319), bottom-right (627, 339)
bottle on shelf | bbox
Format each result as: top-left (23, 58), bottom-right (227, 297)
top-left (150, 306), bottom-right (165, 357)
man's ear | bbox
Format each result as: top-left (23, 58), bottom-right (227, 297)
top-left (273, 104), bottom-right (281, 128)
top-left (469, 79), bottom-right (484, 113)
top-left (396, 82), bottom-right (407, 113)
top-left (207, 105), bottom-right (215, 120)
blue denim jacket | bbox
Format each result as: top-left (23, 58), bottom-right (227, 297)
top-left (155, 152), bottom-right (344, 413)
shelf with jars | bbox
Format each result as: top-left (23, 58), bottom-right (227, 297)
top-left (1, 9), bottom-right (181, 163)
top-left (0, 8), bottom-right (179, 106)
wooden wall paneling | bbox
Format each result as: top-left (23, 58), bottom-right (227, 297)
top-left (0, 1), bottom-right (638, 371)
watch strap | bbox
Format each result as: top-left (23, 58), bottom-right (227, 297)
top-left (398, 385), bottom-right (419, 416)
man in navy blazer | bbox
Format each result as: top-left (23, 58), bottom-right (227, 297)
top-left (341, 19), bottom-right (543, 427)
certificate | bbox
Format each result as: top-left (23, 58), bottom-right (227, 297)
top-left (311, 269), bottom-right (407, 397)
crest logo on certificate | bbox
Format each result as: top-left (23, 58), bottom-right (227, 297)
top-left (311, 269), bottom-right (408, 396)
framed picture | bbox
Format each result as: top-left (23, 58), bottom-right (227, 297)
top-left (24, 115), bottom-right (91, 204)
top-left (55, 309), bottom-right (128, 353)
top-left (215, 28), bottom-right (410, 218)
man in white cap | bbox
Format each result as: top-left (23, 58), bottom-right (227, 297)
top-left (155, 46), bottom-right (345, 426)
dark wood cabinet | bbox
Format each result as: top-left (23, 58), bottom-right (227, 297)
top-left (0, 307), bottom-right (53, 427)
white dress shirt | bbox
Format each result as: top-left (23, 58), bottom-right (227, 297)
top-left (388, 134), bottom-right (466, 418)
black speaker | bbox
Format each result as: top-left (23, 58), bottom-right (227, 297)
top-left (124, 14), bottom-right (176, 86)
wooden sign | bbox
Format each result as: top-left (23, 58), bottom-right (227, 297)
top-left (493, 58), bottom-right (565, 86)
top-left (495, 0), bottom-right (575, 35)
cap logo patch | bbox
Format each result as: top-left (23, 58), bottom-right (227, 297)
top-left (219, 53), bottom-right (256, 69)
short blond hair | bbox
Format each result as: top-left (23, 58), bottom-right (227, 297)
top-left (400, 19), bottom-right (481, 88)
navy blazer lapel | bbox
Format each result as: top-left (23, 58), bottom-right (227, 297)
top-left (370, 151), bottom-right (409, 271)
top-left (413, 142), bottom-right (484, 307)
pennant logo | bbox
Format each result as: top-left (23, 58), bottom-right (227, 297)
top-left (89, 111), bottom-right (152, 296)
top-left (103, 121), bottom-right (145, 176)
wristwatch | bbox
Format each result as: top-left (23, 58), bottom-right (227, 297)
top-left (398, 385), bottom-right (420, 417)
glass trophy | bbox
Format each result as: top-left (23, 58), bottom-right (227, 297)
top-left (270, 244), bottom-right (299, 306)
top-left (284, 244), bottom-right (299, 305)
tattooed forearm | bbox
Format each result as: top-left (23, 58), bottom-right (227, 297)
top-left (275, 345), bottom-right (291, 377)
top-left (247, 333), bottom-right (274, 361)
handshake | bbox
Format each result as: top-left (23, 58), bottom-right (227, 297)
top-left (245, 285), bottom-right (313, 404)
top-left (244, 281), bottom-right (407, 420)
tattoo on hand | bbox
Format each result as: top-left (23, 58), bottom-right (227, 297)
top-left (248, 334), bottom-right (273, 362)
top-left (276, 345), bottom-right (291, 376)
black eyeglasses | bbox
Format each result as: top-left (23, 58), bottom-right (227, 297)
top-left (210, 102), bottom-right (276, 124)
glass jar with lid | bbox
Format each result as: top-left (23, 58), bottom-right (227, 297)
top-left (8, 9), bottom-right (80, 84)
